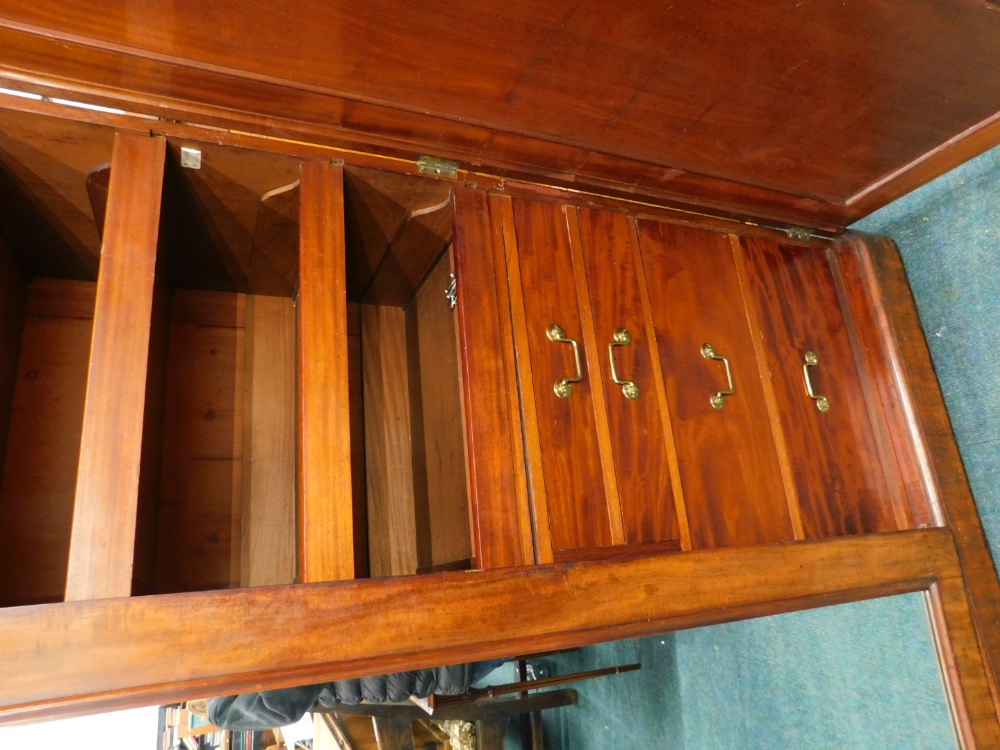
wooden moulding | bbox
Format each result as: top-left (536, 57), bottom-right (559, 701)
top-left (64, 133), bottom-right (166, 602)
top-left (297, 161), bottom-right (354, 582)
top-left (835, 231), bottom-right (1000, 718)
top-left (0, 528), bottom-right (992, 733)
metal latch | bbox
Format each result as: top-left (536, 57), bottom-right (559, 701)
top-left (418, 155), bottom-right (461, 179)
top-left (785, 226), bottom-right (812, 241)
top-left (445, 273), bottom-right (458, 309)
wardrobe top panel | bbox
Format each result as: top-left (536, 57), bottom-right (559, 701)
top-left (1, 0), bottom-right (998, 226)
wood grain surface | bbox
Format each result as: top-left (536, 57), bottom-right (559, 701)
top-left (298, 161), bottom-right (354, 582)
top-left (739, 236), bottom-right (897, 538)
top-left (0, 529), bottom-right (968, 724)
top-left (0, 280), bottom-right (93, 605)
top-left (451, 187), bottom-right (533, 568)
top-left (65, 133), bottom-right (165, 601)
top-left (241, 295), bottom-right (297, 587)
top-left (636, 220), bottom-right (792, 549)
top-left (575, 206), bottom-right (679, 546)
top-left (362, 303), bottom-right (419, 577)
top-left (841, 231), bottom-right (1000, 720)
top-left (2, 1), bottom-right (1000, 224)
top-left (409, 252), bottom-right (472, 568)
top-left (155, 292), bottom-right (246, 593)
top-left (507, 197), bottom-right (613, 553)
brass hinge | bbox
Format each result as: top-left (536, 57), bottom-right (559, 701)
top-left (785, 226), bottom-right (813, 241)
top-left (445, 273), bottom-right (458, 309)
top-left (417, 155), bottom-right (461, 179)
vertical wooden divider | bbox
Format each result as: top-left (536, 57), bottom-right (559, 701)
top-left (65, 133), bottom-right (166, 602)
top-left (298, 161), bottom-right (354, 582)
top-left (564, 207), bottom-right (626, 545)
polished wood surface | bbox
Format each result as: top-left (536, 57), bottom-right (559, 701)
top-left (451, 188), bottom-right (533, 568)
top-left (0, 279), bottom-right (92, 606)
top-left (575, 207), bottom-right (679, 546)
top-left (636, 220), bottom-right (792, 549)
top-left (840, 231), bottom-right (1000, 718)
top-left (507, 197), bottom-right (613, 553)
top-left (3, 1), bottom-right (1000, 226)
top-left (831, 241), bottom-right (940, 529)
top-left (409, 252), bottom-right (472, 569)
top-left (0, 529), bottom-right (966, 723)
top-left (298, 161), bottom-right (353, 582)
top-left (64, 133), bottom-right (164, 601)
top-left (495, 193), bottom-right (551, 564)
top-left (930, 578), bottom-right (1000, 749)
top-left (739, 237), bottom-right (897, 538)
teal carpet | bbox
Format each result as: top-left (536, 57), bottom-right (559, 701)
top-left (512, 145), bottom-right (1000, 749)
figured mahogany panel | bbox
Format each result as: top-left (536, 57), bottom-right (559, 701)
top-left (739, 237), bottom-right (897, 538)
top-left (636, 220), bottom-right (791, 549)
top-left (507, 198), bottom-right (613, 553)
top-left (0, 529), bottom-right (970, 724)
top-left (574, 206), bottom-right (678, 545)
top-left (3, 0), bottom-right (1000, 212)
top-left (451, 188), bottom-right (533, 568)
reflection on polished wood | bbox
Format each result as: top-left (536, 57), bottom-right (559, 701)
top-left (2, 1), bottom-right (1000, 227)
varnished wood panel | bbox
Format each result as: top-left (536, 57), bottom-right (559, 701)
top-left (507, 197), bottom-right (613, 553)
top-left (65, 133), bottom-right (165, 602)
top-left (451, 188), bottom-right (533, 568)
top-left (3, 0), bottom-right (1000, 217)
top-left (240, 295), bottom-right (297, 587)
top-left (362, 303), bottom-right (419, 578)
top-left (636, 220), bottom-right (792, 549)
top-left (0, 279), bottom-right (93, 606)
top-left (739, 237), bottom-right (897, 538)
top-left (298, 161), bottom-right (354, 582)
top-left (839, 231), bottom-right (1000, 720)
top-left (575, 207), bottom-right (679, 546)
top-left (410, 252), bottom-right (471, 568)
top-left (0, 529), bottom-right (970, 724)
top-left (832, 242), bottom-right (938, 528)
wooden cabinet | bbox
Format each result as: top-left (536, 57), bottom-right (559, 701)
top-left (486, 195), bottom-right (917, 559)
top-left (0, 99), bottom-right (995, 748)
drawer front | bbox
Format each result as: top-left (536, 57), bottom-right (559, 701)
top-left (575, 207), bottom-right (680, 546)
top-left (740, 237), bottom-right (897, 537)
top-left (506, 198), bottom-right (614, 553)
top-left (636, 220), bottom-right (793, 549)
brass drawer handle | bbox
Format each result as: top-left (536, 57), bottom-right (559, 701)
top-left (803, 350), bottom-right (830, 412)
top-left (701, 343), bottom-right (734, 410)
top-left (608, 328), bottom-right (639, 400)
top-left (547, 323), bottom-right (583, 398)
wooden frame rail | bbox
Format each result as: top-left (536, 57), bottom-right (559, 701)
top-left (3, 528), bottom-right (997, 747)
